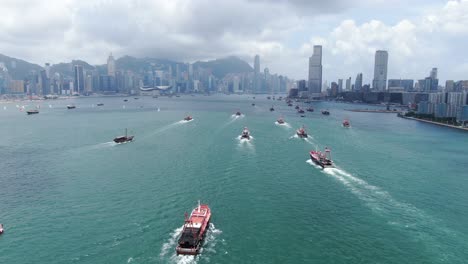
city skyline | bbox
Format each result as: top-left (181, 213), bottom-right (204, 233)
top-left (0, 0), bottom-right (467, 83)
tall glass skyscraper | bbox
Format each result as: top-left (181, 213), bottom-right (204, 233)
top-left (308, 45), bottom-right (322, 97)
top-left (254, 55), bottom-right (260, 93)
top-left (372, 50), bottom-right (388, 91)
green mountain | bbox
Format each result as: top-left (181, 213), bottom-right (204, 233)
top-left (0, 54), bottom-right (42, 79)
top-left (194, 56), bottom-right (253, 78)
top-left (50, 60), bottom-right (96, 77)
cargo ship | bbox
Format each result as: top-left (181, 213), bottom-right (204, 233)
top-left (176, 202), bottom-right (211, 255)
top-left (309, 147), bottom-right (334, 168)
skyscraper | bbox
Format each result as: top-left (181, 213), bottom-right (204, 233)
top-left (372, 50), bottom-right (388, 91)
top-left (74, 65), bottom-right (84, 94)
top-left (308, 45), bottom-right (322, 97)
top-left (338, 79), bottom-right (343, 92)
top-left (430, 68), bottom-right (438, 79)
top-left (345, 77), bottom-right (351, 91)
top-left (107, 53), bottom-right (116, 77)
top-left (254, 55), bottom-right (260, 93)
top-left (355, 73), bottom-right (363, 91)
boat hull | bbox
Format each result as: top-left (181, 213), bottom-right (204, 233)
top-left (113, 136), bottom-right (134, 144)
top-left (309, 152), bottom-right (334, 168)
top-left (176, 205), bottom-right (211, 256)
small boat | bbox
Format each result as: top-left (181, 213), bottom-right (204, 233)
top-left (288, 103), bottom-right (293, 107)
top-left (113, 128), bottom-right (134, 144)
top-left (343, 119), bottom-right (350, 128)
top-left (296, 126), bottom-right (308, 138)
top-left (134, 97), bottom-right (139, 100)
top-left (298, 109), bottom-right (305, 114)
top-left (240, 127), bottom-right (251, 140)
top-left (97, 103), bottom-right (104, 106)
top-left (295, 105), bottom-right (300, 110)
top-left (267, 96), bottom-right (271, 100)
top-left (321, 110), bottom-right (330, 115)
top-left (67, 105), bottom-right (76, 109)
top-left (184, 116), bottom-right (193, 121)
top-left (309, 147), bottom-right (334, 168)
top-left (0, 223), bottom-right (4, 234)
top-left (26, 109), bottom-right (39, 115)
top-left (306, 107), bottom-right (314, 112)
top-left (269, 106), bottom-right (275, 112)
top-left (176, 201), bottom-right (211, 255)
top-left (124, 99), bottom-right (128, 102)
top-left (235, 111), bottom-right (242, 116)
top-left (300, 115), bottom-right (306, 118)
top-left (277, 117), bottom-right (285, 124)
top-left (252, 103), bottom-right (255, 106)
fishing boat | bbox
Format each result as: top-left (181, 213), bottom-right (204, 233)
top-left (306, 107), bottom-right (314, 112)
top-left (235, 111), bottom-right (242, 116)
top-left (26, 109), bottom-right (39, 115)
top-left (288, 103), bottom-right (293, 107)
top-left (296, 126), bottom-right (308, 138)
top-left (113, 128), bottom-right (134, 144)
top-left (342, 119), bottom-right (350, 128)
top-left (269, 106), bottom-right (275, 112)
top-left (183, 115), bottom-right (193, 121)
top-left (309, 147), bottom-right (334, 168)
top-left (176, 201), bottom-right (211, 255)
top-left (321, 110), bottom-right (330, 115)
top-left (240, 127), bottom-right (251, 140)
top-left (295, 105), bottom-right (300, 110)
top-left (298, 109), bottom-right (305, 114)
top-left (0, 224), bottom-right (4, 234)
top-left (67, 105), bottom-right (76, 109)
top-left (276, 117), bottom-right (285, 124)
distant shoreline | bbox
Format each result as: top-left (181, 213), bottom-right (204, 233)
top-left (346, 109), bottom-right (402, 113)
top-left (398, 115), bottom-right (468, 132)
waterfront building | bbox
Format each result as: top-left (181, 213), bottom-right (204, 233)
top-left (107, 53), bottom-right (116, 77)
top-left (308, 45), bottom-right (322, 97)
top-left (355, 73), bottom-right (363, 92)
top-left (372, 50), bottom-right (388, 91)
top-left (73, 65), bottom-right (85, 94)
top-left (345, 77), bottom-right (351, 91)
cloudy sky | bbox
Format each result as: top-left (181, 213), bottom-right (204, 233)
top-left (1, 0), bottom-right (467, 83)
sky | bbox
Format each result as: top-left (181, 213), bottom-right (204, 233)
top-left (1, 0), bottom-right (467, 84)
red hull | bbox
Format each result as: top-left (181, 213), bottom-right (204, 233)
top-left (309, 151), bottom-right (334, 168)
top-left (176, 204), bottom-right (211, 255)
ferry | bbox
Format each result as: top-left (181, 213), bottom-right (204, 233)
top-left (26, 109), bottom-right (39, 115)
top-left (321, 110), bottom-right (330, 115)
top-left (184, 116), bottom-right (193, 121)
top-left (296, 126), bottom-right (308, 138)
top-left (67, 105), bottom-right (76, 109)
top-left (176, 202), bottom-right (211, 255)
top-left (309, 147), bottom-right (334, 168)
top-left (113, 128), bottom-right (134, 144)
top-left (240, 127), bottom-right (251, 140)
top-left (342, 119), bottom-right (350, 128)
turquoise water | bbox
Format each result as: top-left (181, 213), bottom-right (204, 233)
top-left (0, 95), bottom-right (467, 264)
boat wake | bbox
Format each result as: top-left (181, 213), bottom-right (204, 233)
top-left (231, 114), bottom-right (244, 118)
top-left (180, 119), bottom-right (194, 124)
top-left (306, 160), bottom-right (464, 261)
top-left (275, 122), bottom-right (291, 128)
top-left (160, 223), bottom-right (223, 264)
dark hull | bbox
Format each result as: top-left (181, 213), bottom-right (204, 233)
top-left (113, 136), bottom-right (134, 143)
top-left (27, 111), bottom-right (39, 115)
top-left (309, 154), bottom-right (334, 168)
top-left (176, 222), bottom-right (209, 255)
top-left (241, 135), bottom-right (251, 140)
top-left (297, 133), bottom-right (308, 138)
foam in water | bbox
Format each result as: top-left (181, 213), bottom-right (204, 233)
top-left (161, 223), bottom-right (222, 264)
top-left (231, 114), bottom-right (244, 118)
top-left (275, 122), bottom-right (291, 128)
top-left (306, 160), bottom-right (462, 261)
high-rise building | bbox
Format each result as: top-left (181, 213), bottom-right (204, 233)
top-left (355, 73), bottom-right (363, 91)
top-left (44, 63), bottom-right (51, 78)
top-left (338, 79), bottom-right (343, 92)
top-left (446, 80), bottom-right (454, 92)
top-left (388, 79), bottom-right (414, 91)
top-left (372, 50), bottom-right (388, 91)
top-left (345, 77), bottom-right (351, 91)
top-left (430, 68), bottom-right (438, 79)
top-left (39, 69), bottom-right (49, 95)
top-left (73, 65), bottom-right (85, 94)
top-left (254, 55), bottom-right (260, 93)
top-left (308, 45), bottom-right (322, 97)
top-left (107, 53), bottom-right (116, 77)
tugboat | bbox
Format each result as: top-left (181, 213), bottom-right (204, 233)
top-left (240, 127), bottom-right (251, 140)
top-left (306, 107), bottom-right (314, 112)
top-left (298, 109), bottom-right (305, 114)
top-left (26, 109), bottom-right (39, 115)
top-left (296, 125), bottom-right (308, 138)
top-left (176, 201), bottom-right (211, 255)
top-left (113, 128), bottom-right (134, 144)
top-left (321, 110), bottom-right (330, 115)
top-left (309, 147), bottom-right (334, 168)
top-left (0, 223), bottom-right (4, 235)
top-left (269, 106), bottom-right (275, 112)
top-left (276, 117), bottom-right (285, 124)
top-left (67, 105), bottom-right (76, 109)
top-left (342, 119), bottom-right (350, 128)
top-left (184, 115), bottom-right (193, 121)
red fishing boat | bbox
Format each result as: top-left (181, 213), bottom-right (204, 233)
top-left (296, 125), bottom-right (308, 138)
top-left (176, 201), bottom-right (211, 255)
top-left (342, 119), bottom-right (350, 128)
top-left (309, 147), bottom-right (334, 168)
